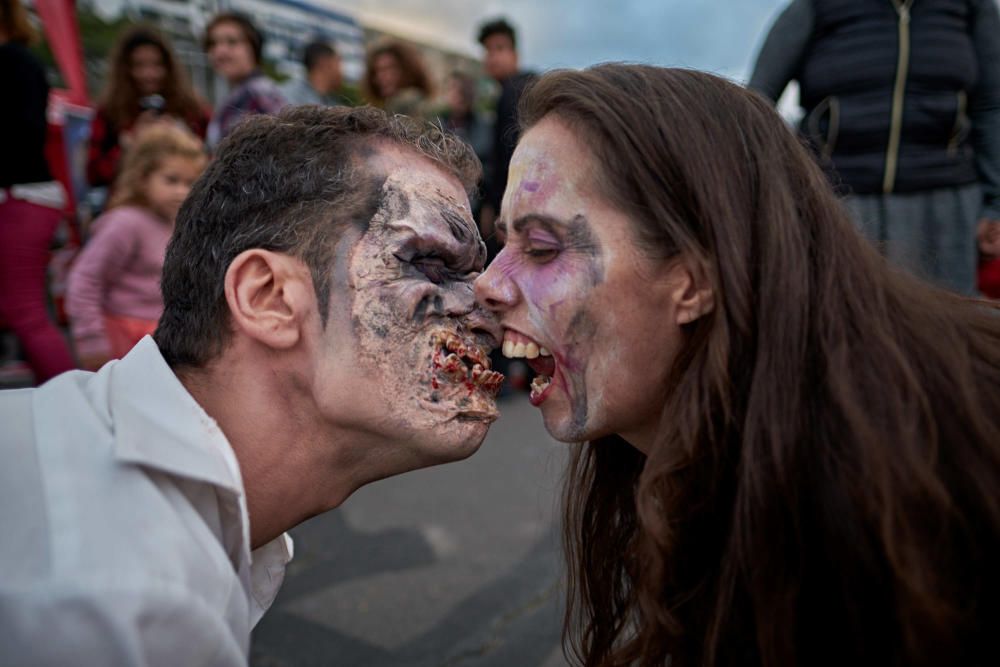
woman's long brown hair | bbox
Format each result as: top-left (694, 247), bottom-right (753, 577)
top-left (521, 65), bottom-right (1000, 667)
top-left (99, 25), bottom-right (203, 128)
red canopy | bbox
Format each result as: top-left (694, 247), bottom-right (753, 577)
top-left (34, 0), bottom-right (88, 106)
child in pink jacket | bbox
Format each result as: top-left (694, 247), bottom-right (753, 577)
top-left (68, 125), bottom-right (206, 369)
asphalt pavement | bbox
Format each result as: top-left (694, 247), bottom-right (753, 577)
top-left (250, 395), bottom-right (572, 667)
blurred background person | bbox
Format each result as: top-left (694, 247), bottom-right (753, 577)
top-left (438, 69), bottom-right (490, 234)
top-left (362, 40), bottom-right (433, 119)
top-left (0, 0), bottom-right (75, 383)
top-left (477, 17), bottom-right (535, 393)
top-left (440, 70), bottom-right (491, 178)
top-left (477, 17), bottom-right (535, 253)
top-left (979, 218), bottom-right (1000, 297)
top-left (749, 0), bottom-right (1000, 295)
top-left (68, 125), bottom-right (206, 370)
top-left (280, 39), bottom-right (345, 107)
top-left (87, 25), bottom-right (209, 191)
top-left (203, 12), bottom-right (286, 149)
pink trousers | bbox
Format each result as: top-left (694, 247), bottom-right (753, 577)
top-left (0, 197), bottom-right (76, 382)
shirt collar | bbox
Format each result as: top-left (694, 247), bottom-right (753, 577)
top-left (108, 336), bottom-right (242, 495)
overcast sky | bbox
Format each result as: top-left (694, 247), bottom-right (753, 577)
top-left (342, 0), bottom-right (789, 82)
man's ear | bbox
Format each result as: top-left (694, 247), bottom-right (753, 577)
top-left (224, 249), bottom-right (313, 350)
top-left (666, 257), bottom-right (715, 326)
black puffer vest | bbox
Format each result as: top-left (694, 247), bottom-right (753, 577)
top-left (799, 0), bottom-right (979, 194)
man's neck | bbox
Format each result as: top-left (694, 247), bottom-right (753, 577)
top-left (179, 355), bottom-right (361, 549)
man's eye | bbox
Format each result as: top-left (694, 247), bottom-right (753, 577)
top-left (412, 256), bottom-right (450, 283)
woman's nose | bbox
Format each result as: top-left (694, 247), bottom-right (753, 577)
top-left (474, 252), bottom-right (519, 313)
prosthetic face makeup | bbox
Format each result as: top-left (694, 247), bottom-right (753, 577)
top-left (475, 116), bottom-right (680, 447)
top-left (317, 146), bottom-right (503, 463)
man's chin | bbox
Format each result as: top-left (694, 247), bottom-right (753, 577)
top-left (420, 414), bottom-right (493, 463)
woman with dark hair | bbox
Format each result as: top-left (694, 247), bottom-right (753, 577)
top-left (203, 12), bottom-right (285, 149)
top-left (362, 40), bottom-right (433, 119)
top-left (87, 25), bottom-right (208, 188)
top-left (475, 64), bottom-right (1000, 667)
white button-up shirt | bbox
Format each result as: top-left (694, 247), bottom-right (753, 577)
top-left (0, 337), bottom-right (293, 666)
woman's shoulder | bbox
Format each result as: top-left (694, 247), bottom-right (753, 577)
top-left (0, 42), bottom-right (38, 66)
top-left (90, 105), bottom-right (126, 133)
top-left (0, 43), bottom-right (47, 88)
top-left (182, 102), bottom-right (212, 138)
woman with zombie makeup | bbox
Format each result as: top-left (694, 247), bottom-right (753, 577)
top-left (88, 25), bottom-right (208, 189)
top-left (474, 65), bottom-right (1000, 667)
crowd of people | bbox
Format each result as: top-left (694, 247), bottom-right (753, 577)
top-left (6, 2), bottom-right (998, 386)
top-left (2, 4), bottom-right (534, 385)
top-left (3, 1), bottom-right (1000, 666)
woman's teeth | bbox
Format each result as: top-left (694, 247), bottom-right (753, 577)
top-left (530, 375), bottom-right (552, 395)
top-left (502, 339), bottom-right (552, 359)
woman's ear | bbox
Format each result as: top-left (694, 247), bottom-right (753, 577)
top-left (223, 249), bottom-right (313, 350)
top-left (666, 257), bottom-right (715, 325)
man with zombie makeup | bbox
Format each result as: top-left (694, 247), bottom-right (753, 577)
top-left (0, 106), bottom-right (503, 665)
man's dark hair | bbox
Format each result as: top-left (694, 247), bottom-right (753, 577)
top-left (303, 40), bottom-right (336, 72)
top-left (477, 17), bottom-right (516, 48)
top-left (203, 12), bottom-right (264, 64)
top-left (154, 106), bottom-right (481, 368)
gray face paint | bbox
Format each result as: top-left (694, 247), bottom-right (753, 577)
top-left (345, 172), bottom-right (502, 432)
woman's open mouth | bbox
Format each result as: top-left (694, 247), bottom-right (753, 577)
top-left (501, 330), bottom-right (556, 406)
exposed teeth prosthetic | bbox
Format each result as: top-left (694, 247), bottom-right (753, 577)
top-left (431, 332), bottom-right (505, 396)
top-left (503, 330), bottom-right (555, 403)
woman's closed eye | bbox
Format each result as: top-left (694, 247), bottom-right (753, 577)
top-left (524, 233), bottom-right (561, 263)
top-left (525, 245), bottom-right (559, 262)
